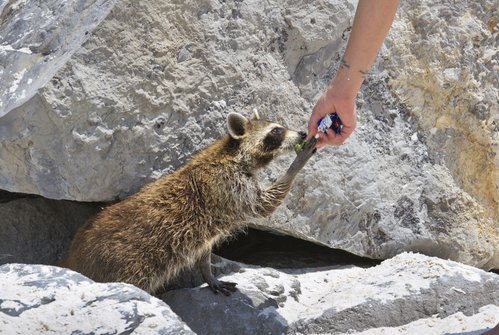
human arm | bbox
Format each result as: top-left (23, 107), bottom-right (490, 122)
top-left (307, 0), bottom-right (399, 147)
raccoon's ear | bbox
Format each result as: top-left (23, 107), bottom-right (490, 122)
top-left (227, 112), bottom-right (249, 139)
top-left (252, 108), bottom-right (260, 120)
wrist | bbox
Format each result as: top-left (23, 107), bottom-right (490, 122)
top-left (328, 67), bottom-right (364, 100)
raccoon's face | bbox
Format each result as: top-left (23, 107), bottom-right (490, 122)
top-left (227, 111), bottom-right (307, 168)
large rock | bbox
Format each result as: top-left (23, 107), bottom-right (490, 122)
top-left (251, 0), bottom-right (498, 269)
top-left (338, 306), bottom-right (499, 335)
top-left (0, 0), bottom-right (353, 200)
top-left (384, 0), bottom-right (499, 214)
top-left (262, 74), bottom-right (498, 270)
top-left (0, 263), bottom-right (195, 334)
top-left (0, 0), bottom-right (117, 116)
top-left (0, 0), bottom-right (497, 269)
top-left (162, 253), bottom-right (499, 335)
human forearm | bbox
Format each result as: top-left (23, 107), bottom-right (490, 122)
top-left (332, 0), bottom-right (400, 98)
top-left (307, 0), bottom-right (399, 147)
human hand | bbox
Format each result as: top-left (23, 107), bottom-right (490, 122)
top-left (305, 0), bottom-right (398, 148)
top-left (307, 87), bottom-right (357, 148)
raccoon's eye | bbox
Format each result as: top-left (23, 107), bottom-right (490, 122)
top-left (271, 127), bottom-right (284, 136)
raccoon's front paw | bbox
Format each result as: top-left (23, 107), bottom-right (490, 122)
top-left (289, 137), bottom-right (317, 173)
top-left (207, 279), bottom-right (238, 296)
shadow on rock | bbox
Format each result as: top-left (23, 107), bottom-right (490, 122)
top-left (161, 284), bottom-right (289, 335)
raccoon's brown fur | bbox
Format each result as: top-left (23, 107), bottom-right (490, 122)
top-left (62, 112), bottom-right (316, 295)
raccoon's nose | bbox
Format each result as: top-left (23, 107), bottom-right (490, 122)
top-left (298, 131), bottom-right (307, 140)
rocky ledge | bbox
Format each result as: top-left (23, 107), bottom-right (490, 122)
top-left (1, 253), bottom-right (497, 334)
top-left (0, 263), bottom-right (194, 334)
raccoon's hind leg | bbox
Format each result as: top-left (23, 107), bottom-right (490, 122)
top-left (199, 251), bottom-right (237, 295)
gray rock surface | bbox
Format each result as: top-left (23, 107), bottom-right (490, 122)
top-left (0, 263), bottom-right (194, 334)
top-left (0, 0), bottom-right (117, 116)
top-left (337, 307), bottom-right (499, 335)
top-left (261, 73), bottom-right (498, 270)
top-left (0, 0), bottom-right (353, 201)
top-left (0, 194), bottom-right (99, 265)
top-left (162, 253), bottom-right (499, 335)
top-left (0, 0), bottom-right (497, 269)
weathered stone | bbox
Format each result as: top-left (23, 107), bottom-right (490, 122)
top-left (384, 0), bottom-right (498, 215)
top-left (0, 0), bottom-right (117, 116)
top-left (0, 263), bottom-right (195, 334)
top-left (252, 0), bottom-right (498, 269)
top-left (162, 253), bottom-right (499, 335)
top-left (0, 0), bottom-right (497, 270)
top-left (337, 305), bottom-right (499, 335)
top-left (261, 74), bottom-right (498, 270)
top-left (0, 0), bottom-right (353, 201)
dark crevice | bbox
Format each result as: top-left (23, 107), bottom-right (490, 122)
top-left (0, 189), bottom-right (102, 266)
top-left (214, 228), bottom-right (380, 269)
top-left (0, 189), bottom-right (40, 203)
top-left (162, 228), bottom-right (380, 293)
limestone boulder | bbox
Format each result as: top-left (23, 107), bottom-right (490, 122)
top-left (162, 253), bottom-right (499, 335)
top-left (0, 263), bottom-right (195, 334)
top-left (384, 0), bottom-right (498, 214)
top-left (0, 0), bottom-right (117, 116)
top-left (0, 0), bottom-right (497, 269)
top-left (0, 0), bottom-right (353, 200)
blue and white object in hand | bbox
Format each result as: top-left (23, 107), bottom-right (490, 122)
top-left (317, 112), bottom-right (343, 134)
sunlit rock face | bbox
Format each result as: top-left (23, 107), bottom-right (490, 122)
top-left (161, 253), bottom-right (499, 335)
top-left (0, 263), bottom-right (195, 334)
top-left (0, 0), bottom-right (496, 269)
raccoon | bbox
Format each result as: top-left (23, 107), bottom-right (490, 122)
top-left (62, 111), bottom-right (316, 295)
